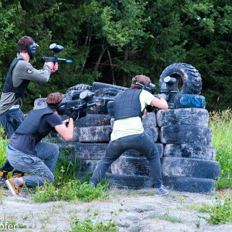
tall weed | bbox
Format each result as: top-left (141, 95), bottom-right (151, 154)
top-left (69, 219), bottom-right (118, 232)
top-left (0, 127), bottom-right (7, 166)
top-left (199, 194), bottom-right (232, 224)
top-left (210, 109), bottom-right (232, 189)
top-left (33, 180), bottom-right (107, 203)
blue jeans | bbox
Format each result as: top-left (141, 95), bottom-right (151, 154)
top-left (0, 108), bottom-right (24, 138)
top-left (0, 108), bottom-right (24, 173)
top-left (91, 133), bottom-right (162, 188)
top-left (7, 142), bottom-right (59, 187)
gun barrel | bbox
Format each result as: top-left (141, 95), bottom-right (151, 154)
top-left (41, 56), bottom-right (58, 62)
top-left (41, 56), bottom-right (73, 63)
top-left (57, 58), bottom-right (73, 63)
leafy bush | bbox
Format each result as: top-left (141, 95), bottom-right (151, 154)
top-left (199, 194), bottom-right (232, 224)
top-left (69, 219), bottom-right (118, 232)
top-left (210, 109), bottom-right (232, 189)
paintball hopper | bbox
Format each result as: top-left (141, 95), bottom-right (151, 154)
top-left (41, 43), bottom-right (73, 64)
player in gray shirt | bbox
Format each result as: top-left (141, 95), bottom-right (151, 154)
top-left (0, 35), bottom-right (58, 180)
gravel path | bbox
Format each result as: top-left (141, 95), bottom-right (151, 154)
top-left (0, 188), bottom-right (231, 232)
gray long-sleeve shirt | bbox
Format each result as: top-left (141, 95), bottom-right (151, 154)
top-left (0, 57), bottom-right (52, 114)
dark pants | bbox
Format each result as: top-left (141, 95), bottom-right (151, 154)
top-left (91, 132), bottom-right (162, 188)
top-left (0, 108), bottom-right (24, 174)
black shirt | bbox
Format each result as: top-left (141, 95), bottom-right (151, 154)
top-left (9, 113), bottom-right (62, 155)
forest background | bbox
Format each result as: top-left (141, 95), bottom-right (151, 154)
top-left (0, 0), bottom-right (231, 112)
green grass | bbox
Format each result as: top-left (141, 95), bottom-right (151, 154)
top-left (0, 127), bottom-right (108, 202)
top-left (158, 212), bottom-right (182, 223)
top-left (0, 127), bottom-right (7, 167)
top-left (69, 219), bottom-right (118, 232)
top-left (33, 180), bottom-right (107, 203)
top-left (199, 194), bottom-right (232, 224)
top-left (33, 147), bottom-right (108, 202)
top-left (210, 109), bottom-right (232, 189)
top-left (33, 148), bottom-right (107, 203)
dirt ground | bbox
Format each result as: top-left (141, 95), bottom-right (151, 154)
top-left (0, 188), bottom-right (232, 232)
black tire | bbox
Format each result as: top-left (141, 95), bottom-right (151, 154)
top-left (142, 112), bottom-right (157, 127)
top-left (75, 114), bottom-right (111, 127)
top-left (163, 176), bottom-right (215, 194)
top-left (64, 84), bottom-right (93, 101)
top-left (77, 126), bottom-right (112, 142)
top-left (157, 108), bottom-right (209, 127)
top-left (164, 144), bottom-right (216, 160)
top-left (86, 88), bottom-right (122, 114)
top-left (111, 156), bottom-right (149, 176)
top-left (94, 88), bottom-right (122, 98)
top-left (77, 159), bottom-right (104, 173)
top-left (106, 174), bottom-right (148, 189)
top-left (111, 144), bottom-right (164, 176)
top-left (93, 82), bottom-right (127, 91)
top-left (161, 157), bottom-right (220, 179)
top-left (160, 125), bottom-right (212, 145)
top-left (85, 101), bottom-right (107, 114)
top-left (174, 93), bottom-right (206, 109)
top-left (66, 83), bottom-right (92, 92)
top-left (144, 127), bottom-right (158, 142)
top-left (75, 143), bottom-right (108, 160)
top-left (159, 63), bottom-right (202, 95)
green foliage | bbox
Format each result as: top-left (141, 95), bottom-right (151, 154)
top-left (54, 147), bottom-right (78, 185)
top-left (210, 109), bottom-right (232, 189)
top-left (69, 219), bottom-right (118, 232)
top-left (0, 128), bottom-right (7, 167)
top-left (158, 212), bottom-right (182, 223)
top-left (100, 0), bottom-right (149, 48)
top-left (0, 0), bottom-right (231, 110)
top-left (199, 194), bottom-right (232, 224)
top-left (33, 180), bottom-right (107, 203)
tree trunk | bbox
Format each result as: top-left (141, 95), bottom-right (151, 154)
top-left (94, 41), bottom-right (107, 72)
top-left (106, 48), bottom-right (115, 84)
top-left (123, 45), bottom-right (129, 86)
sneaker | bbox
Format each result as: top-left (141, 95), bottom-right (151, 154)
top-left (5, 178), bottom-right (21, 196)
top-left (154, 185), bottom-right (169, 196)
top-left (0, 171), bottom-right (8, 188)
top-left (0, 170), bottom-right (8, 179)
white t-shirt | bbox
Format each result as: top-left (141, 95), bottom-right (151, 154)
top-left (111, 89), bottom-right (155, 141)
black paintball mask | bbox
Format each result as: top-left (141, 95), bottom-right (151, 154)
top-left (132, 79), bottom-right (156, 94)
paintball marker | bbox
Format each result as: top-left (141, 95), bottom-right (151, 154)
top-left (159, 76), bottom-right (178, 102)
top-left (41, 43), bottom-right (73, 64)
top-left (57, 90), bottom-right (105, 120)
top-left (144, 76), bottom-right (178, 111)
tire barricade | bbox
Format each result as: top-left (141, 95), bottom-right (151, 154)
top-left (52, 63), bottom-right (220, 194)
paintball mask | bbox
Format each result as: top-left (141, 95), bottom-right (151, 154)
top-left (28, 41), bottom-right (39, 59)
top-left (134, 81), bottom-right (156, 94)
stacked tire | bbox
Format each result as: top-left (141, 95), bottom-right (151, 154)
top-left (55, 63), bottom-right (220, 194)
top-left (74, 114), bottom-right (112, 176)
top-left (157, 108), bottom-right (220, 194)
top-left (64, 83), bottom-right (126, 177)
